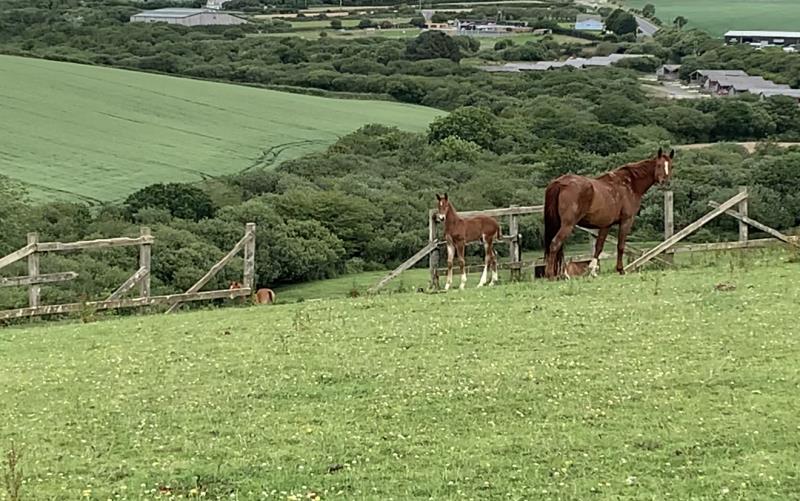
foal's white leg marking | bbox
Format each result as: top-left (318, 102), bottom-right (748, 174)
top-left (445, 244), bottom-right (455, 291)
top-left (460, 271), bottom-right (467, 290)
top-left (477, 264), bottom-right (488, 287)
top-left (477, 242), bottom-right (488, 287)
top-left (490, 267), bottom-right (498, 285)
top-left (588, 258), bottom-right (599, 277)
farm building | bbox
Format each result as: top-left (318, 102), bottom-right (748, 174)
top-left (657, 64), bottom-right (681, 81)
top-left (130, 8), bottom-right (247, 26)
top-left (755, 88), bottom-right (800, 103)
top-left (205, 0), bottom-right (228, 10)
top-left (724, 31), bottom-right (800, 47)
top-left (455, 19), bottom-right (531, 34)
top-left (481, 54), bottom-right (649, 72)
top-left (635, 16), bottom-right (659, 38)
top-left (689, 69), bottom-right (797, 98)
top-left (575, 14), bottom-right (603, 31)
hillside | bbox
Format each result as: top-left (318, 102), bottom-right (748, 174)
top-left (624, 0), bottom-right (800, 36)
top-left (2, 253), bottom-right (799, 499)
top-left (0, 55), bottom-right (443, 202)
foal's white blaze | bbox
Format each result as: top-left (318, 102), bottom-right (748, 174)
top-left (664, 160), bottom-right (670, 176)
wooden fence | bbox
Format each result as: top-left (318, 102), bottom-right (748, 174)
top-left (0, 223), bottom-right (256, 320)
top-left (371, 187), bottom-right (799, 291)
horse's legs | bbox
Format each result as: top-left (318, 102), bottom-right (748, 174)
top-left (489, 239), bottom-right (499, 285)
top-left (589, 227), bottom-right (610, 277)
top-left (477, 239), bottom-right (489, 288)
top-left (445, 242), bottom-right (455, 290)
top-left (458, 241), bottom-right (467, 290)
top-left (548, 224), bottom-right (575, 278)
top-left (616, 218), bottom-right (634, 274)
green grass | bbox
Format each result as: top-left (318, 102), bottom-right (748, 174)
top-left (0, 55), bottom-right (443, 203)
top-left (2, 250), bottom-right (800, 499)
top-left (624, 0), bottom-right (800, 36)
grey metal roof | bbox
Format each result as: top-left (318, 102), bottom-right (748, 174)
top-left (725, 30), bottom-right (800, 38)
top-left (755, 88), bottom-right (800, 98)
top-left (694, 69), bottom-right (749, 78)
top-left (482, 54), bottom-right (647, 72)
top-left (132, 8), bottom-right (211, 18)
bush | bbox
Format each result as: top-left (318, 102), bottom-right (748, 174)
top-left (125, 183), bottom-right (216, 221)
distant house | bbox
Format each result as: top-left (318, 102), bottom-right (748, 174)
top-left (130, 8), bottom-right (247, 26)
top-left (455, 19), bottom-right (531, 35)
top-left (635, 15), bottom-right (659, 38)
top-left (575, 14), bottom-right (603, 31)
top-left (205, 0), bottom-right (228, 10)
top-left (656, 64), bottom-right (681, 81)
top-left (724, 31), bottom-right (800, 47)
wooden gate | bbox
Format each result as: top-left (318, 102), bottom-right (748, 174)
top-left (0, 223), bottom-right (256, 320)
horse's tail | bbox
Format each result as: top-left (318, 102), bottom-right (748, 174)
top-left (543, 182), bottom-right (564, 278)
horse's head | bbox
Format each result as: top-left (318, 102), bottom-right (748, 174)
top-left (434, 193), bottom-right (450, 222)
top-left (654, 147), bottom-right (675, 185)
top-left (228, 281), bottom-right (242, 290)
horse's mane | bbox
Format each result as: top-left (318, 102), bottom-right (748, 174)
top-left (596, 157), bottom-right (657, 195)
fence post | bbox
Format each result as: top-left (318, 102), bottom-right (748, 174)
top-left (243, 223), bottom-right (256, 290)
top-left (138, 227), bottom-right (151, 299)
top-left (738, 186), bottom-right (748, 243)
top-left (664, 190), bottom-right (674, 264)
top-left (509, 213), bottom-right (521, 281)
top-left (27, 233), bottom-right (39, 308)
top-left (428, 211), bottom-right (439, 290)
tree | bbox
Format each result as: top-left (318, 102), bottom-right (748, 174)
top-left (431, 12), bottom-right (449, 23)
top-left (330, 19), bottom-right (342, 29)
top-left (605, 9), bottom-right (637, 36)
top-left (358, 18), bottom-right (374, 29)
top-left (409, 16), bottom-right (425, 28)
top-left (405, 30), bottom-right (461, 63)
top-left (427, 106), bottom-right (500, 151)
top-left (673, 16), bottom-right (688, 30)
top-left (642, 3), bottom-right (656, 18)
top-left (125, 183), bottom-right (216, 221)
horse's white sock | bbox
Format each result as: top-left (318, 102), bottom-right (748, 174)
top-left (459, 272), bottom-right (467, 290)
top-left (589, 258), bottom-right (599, 277)
top-left (478, 265), bottom-right (488, 287)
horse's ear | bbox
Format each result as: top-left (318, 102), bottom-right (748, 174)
top-left (435, 193), bottom-right (441, 201)
top-left (657, 147), bottom-right (663, 157)
top-left (444, 193), bottom-right (448, 200)
top-left (669, 149), bottom-right (675, 159)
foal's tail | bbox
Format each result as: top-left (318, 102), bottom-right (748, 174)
top-left (543, 182), bottom-right (564, 278)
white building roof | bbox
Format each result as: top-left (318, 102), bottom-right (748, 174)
top-left (725, 31), bottom-right (800, 38)
top-left (133, 8), bottom-right (211, 18)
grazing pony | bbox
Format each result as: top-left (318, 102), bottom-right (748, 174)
top-left (229, 281), bottom-right (276, 305)
top-left (435, 193), bottom-right (501, 290)
top-left (543, 148), bottom-right (675, 279)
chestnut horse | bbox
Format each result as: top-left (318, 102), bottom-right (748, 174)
top-left (229, 281), bottom-right (275, 305)
top-left (543, 148), bottom-right (675, 279)
top-left (435, 193), bottom-right (501, 290)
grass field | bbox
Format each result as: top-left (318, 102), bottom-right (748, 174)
top-left (624, 0), bottom-right (800, 36)
top-left (2, 251), bottom-right (799, 499)
top-left (0, 55), bottom-right (442, 203)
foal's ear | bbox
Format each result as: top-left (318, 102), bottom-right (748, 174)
top-left (657, 147), bottom-right (663, 157)
top-left (435, 193), bottom-right (441, 201)
top-left (444, 193), bottom-right (448, 200)
top-left (669, 149), bottom-right (675, 159)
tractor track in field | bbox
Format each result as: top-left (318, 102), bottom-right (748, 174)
top-left (241, 139), bottom-right (329, 173)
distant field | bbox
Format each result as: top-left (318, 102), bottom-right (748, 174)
top-left (625, 0), bottom-right (800, 36)
top-left (2, 251), bottom-right (800, 499)
top-left (0, 55), bottom-right (442, 202)
top-left (477, 32), bottom-right (594, 49)
top-left (289, 18), bottom-right (411, 29)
